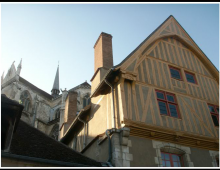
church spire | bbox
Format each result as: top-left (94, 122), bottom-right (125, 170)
top-left (51, 65), bottom-right (60, 98)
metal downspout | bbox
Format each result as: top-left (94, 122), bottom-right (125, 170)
top-left (104, 79), bottom-right (116, 129)
top-left (105, 129), bottom-right (113, 167)
top-left (78, 115), bottom-right (86, 149)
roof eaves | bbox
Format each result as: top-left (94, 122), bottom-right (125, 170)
top-left (1, 152), bottom-right (92, 167)
top-left (60, 104), bottom-right (91, 143)
top-left (90, 68), bottom-right (114, 98)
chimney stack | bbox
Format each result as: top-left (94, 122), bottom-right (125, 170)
top-left (94, 32), bottom-right (113, 73)
top-left (91, 32), bottom-right (113, 94)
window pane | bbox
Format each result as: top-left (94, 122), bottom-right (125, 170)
top-left (209, 105), bottom-right (215, 113)
top-left (173, 162), bottom-right (179, 167)
top-left (167, 95), bottom-right (175, 103)
top-left (156, 92), bottom-right (165, 100)
top-left (165, 161), bottom-right (171, 167)
top-left (211, 115), bottom-right (219, 126)
top-left (162, 160), bottom-right (166, 167)
top-left (185, 73), bottom-right (196, 83)
top-left (164, 153), bottom-right (170, 160)
top-left (172, 155), bottom-right (179, 161)
top-left (170, 68), bottom-right (181, 80)
top-left (169, 104), bottom-right (178, 118)
top-left (161, 153), bottom-right (165, 159)
top-left (216, 108), bottom-right (219, 114)
top-left (158, 102), bottom-right (168, 115)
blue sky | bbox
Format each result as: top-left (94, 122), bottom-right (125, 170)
top-left (1, 4), bottom-right (219, 94)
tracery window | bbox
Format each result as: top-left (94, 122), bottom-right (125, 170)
top-left (20, 91), bottom-right (31, 112)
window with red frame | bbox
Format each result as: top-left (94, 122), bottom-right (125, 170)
top-left (169, 66), bottom-right (182, 81)
top-left (185, 71), bottom-right (197, 84)
top-left (156, 90), bottom-right (180, 118)
top-left (161, 152), bottom-right (184, 167)
top-left (208, 104), bottom-right (219, 127)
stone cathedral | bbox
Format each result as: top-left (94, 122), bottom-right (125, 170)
top-left (1, 60), bottom-right (91, 140)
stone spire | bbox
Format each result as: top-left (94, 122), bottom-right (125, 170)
top-left (16, 59), bottom-right (22, 76)
top-left (51, 65), bottom-right (60, 98)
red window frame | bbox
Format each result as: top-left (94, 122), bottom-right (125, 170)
top-left (185, 71), bottom-right (197, 84)
top-left (169, 66), bottom-right (183, 81)
top-left (161, 152), bottom-right (184, 167)
top-left (156, 90), bottom-right (181, 119)
top-left (208, 104), bottom-right (219, 127)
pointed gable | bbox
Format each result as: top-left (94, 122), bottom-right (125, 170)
top-left (115, 15), bottom-right (218, 81)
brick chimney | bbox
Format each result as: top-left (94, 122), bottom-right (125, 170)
top-left (91, 32), bottom-right (113, 93)
top-left (59, 91), bottom-right (77, 139)
top-left (94, 32), bottom-right (113, 72)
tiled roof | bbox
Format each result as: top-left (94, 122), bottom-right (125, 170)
top-left (9, 120), bottom-right (102, 167)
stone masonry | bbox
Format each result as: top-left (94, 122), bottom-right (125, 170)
top-left (111, 127), bottom-right (133, 167)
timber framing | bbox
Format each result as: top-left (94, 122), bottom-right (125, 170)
top-left (114, 15), bottom-right (219, 82)
top-left (124, 119), bottom-right (219, 151)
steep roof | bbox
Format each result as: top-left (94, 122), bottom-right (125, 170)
top-left (19, 76), bottom-right (53, 100)
top-left (114, 15), bottom-right (219, 80)
top-left (8, 120), bottom-right (102, 167)
top-left (68, 81), bottom-right (91, 92)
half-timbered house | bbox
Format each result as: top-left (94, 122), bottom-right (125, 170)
top-left (61, 15), bottom-right (219, 167)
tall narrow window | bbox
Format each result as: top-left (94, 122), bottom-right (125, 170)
top-left (161, 152), bottom-right (184, 167)
top-left (55, 109), bottom-right (60, 119)
top-left (20, 91), bottom-right (31, 112)
top-left (83, 94), bottom-right (91, 108)
top-left (208, 104), bottom-right (219, 127)
top-left (169, 66), bottom-right (182, 81)
top-left (156, 90), bottom-right (180, 118)
top-left (185, 71), bottom-right (197, 84)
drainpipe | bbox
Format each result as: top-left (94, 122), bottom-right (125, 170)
top-left (104, 79), bottom-right (116, 129)
top-left (105, 129), bottom-right (113, 167)
top-left (78, 115), bottom-right (86, 149)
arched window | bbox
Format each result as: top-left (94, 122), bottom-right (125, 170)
top-left (160, 146), bottom-right (185, 167)
top-left (20, 91), bottom-right (31, 112)
top-left (83, 94), bottom-right (91, 108)
top-left (153, 141), bottom-right (193, 167)
top-left (50, 124), bottom-right (59, 140)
